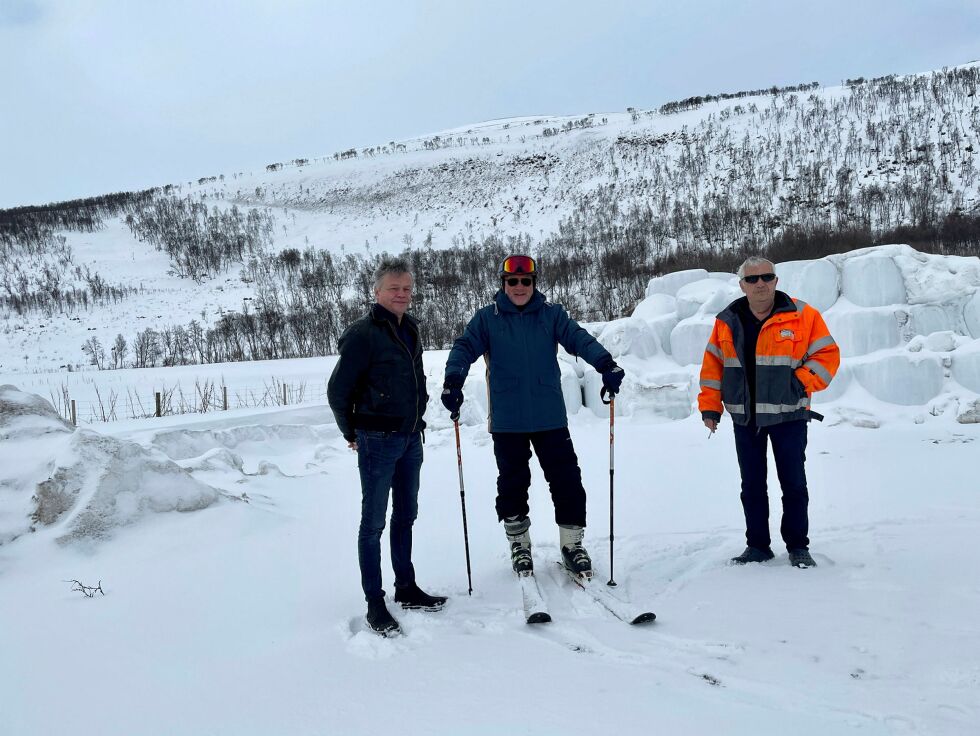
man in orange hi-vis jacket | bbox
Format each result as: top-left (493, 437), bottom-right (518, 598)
top-left (698, 256), bottom-right (840, 569)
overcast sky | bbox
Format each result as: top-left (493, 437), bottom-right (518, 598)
top-left (1, 0), bottom-right (978, 209)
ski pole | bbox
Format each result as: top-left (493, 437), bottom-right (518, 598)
top-left (601, 388), bottom-right (617, 587)
top-left (453, 416), bottom-right (474, 595)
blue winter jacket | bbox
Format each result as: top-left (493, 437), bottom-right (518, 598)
top-left (445, 290), bottom-right (613, 433)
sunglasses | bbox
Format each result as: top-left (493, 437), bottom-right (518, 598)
top-left (505, 277), bottom-right (534, 287)
top-left (742, 273), bottom-right (776, 284)
top-left (502, 255), bottom-right (537, 275)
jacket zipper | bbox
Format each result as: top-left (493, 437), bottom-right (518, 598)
top-left (385, 319), bottom-right (421, 433)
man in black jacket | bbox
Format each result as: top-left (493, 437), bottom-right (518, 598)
top-left (328, 258), bottom-right (446, 636)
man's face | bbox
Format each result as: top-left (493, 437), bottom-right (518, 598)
top-left (375, 272), bottom-right (414, 318)
top-left (503, 275), bottom-right (535, 307)
top-left (739, 262), bottom-right (777, 309)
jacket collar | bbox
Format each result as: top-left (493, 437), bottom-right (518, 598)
top-left (370, 303), bottom-right (419, 330)
top-left (719, 290), bottom-right (796, 326)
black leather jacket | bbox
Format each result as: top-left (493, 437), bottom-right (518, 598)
top-left (327, 304), bottom-right (427, 441)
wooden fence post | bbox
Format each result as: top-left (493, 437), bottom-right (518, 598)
top-left (223, 385), bottom-right (228, 411)
top-left (282, 383), bottom-right (288, 406)
top-left (155, 392), bottom-right (162, 418)
top-left (70, 399), bottom-right (77, 426)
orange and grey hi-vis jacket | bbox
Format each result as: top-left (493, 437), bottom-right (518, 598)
top-left (698, 291), bottom-right (840, 427)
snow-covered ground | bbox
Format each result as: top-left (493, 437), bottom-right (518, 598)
top-left (4, 245), bottom-right (980, 734)
top-left (1, 385), bottom-right (978, 735)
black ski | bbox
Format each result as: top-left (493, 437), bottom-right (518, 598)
top-left (518, 571), bottom-right (552, 624)
top-left (558, 562), bottom-right (656, 625)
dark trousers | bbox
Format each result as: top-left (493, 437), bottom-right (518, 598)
top-left (492, 427), bottom-right (587, 527)
top-left (356, 430), bottom-right (422, 601)
top-left (732, 420), bottom-right (809, 551)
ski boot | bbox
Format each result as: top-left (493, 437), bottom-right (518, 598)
top-left (559, 525), bottom-right (593, 580)
top-left (504, 515), bottom-right (533, 576)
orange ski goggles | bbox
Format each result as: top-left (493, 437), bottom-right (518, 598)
top-left (500, 255), bottom-right (537, 276)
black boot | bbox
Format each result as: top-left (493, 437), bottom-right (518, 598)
top-left (788, 548), bottom-right (817, 568)
top-left (394, 582), bottom-right (448, 611)
top-left (730, 546), bottom-right (775, 565)
top-left (366, 597), bottom-right (401, 636)
top-left (560, 525), bottom-right (593, 579)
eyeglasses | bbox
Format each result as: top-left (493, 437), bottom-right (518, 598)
top-left (501, 255), bottom-right (537, 275)
top-left (742, 273), bottom-right (776, 284)
top-left (505, 277), bottom-right (534, 287)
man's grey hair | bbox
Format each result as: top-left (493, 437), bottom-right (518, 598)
top-left (736, 256), bottom-right (776, 280)
top-left (373, 257), bottom-right (414, 291)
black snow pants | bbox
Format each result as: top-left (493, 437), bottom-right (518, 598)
top-left (491, 427), bottom-right (587, 527)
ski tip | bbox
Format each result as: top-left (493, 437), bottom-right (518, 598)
top-left (526, 612), bottom-right (552, 625)
top-left (630, 612), bottom-right (657, 625)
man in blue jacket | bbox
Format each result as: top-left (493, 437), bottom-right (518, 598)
top-left (441, 255), bottom-right (625, 578)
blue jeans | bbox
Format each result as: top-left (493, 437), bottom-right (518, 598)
top-left (733, 420), bottom-right (809, 551)
top-left (356, 430), bottom-right (422, 601)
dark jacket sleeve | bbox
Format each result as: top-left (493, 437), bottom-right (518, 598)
top-left (327, 324), bottom-right (371, 441)
top-left (444, 309), bottom-right (489, 382)
top-left (552, 304), bottom-right (614, 371)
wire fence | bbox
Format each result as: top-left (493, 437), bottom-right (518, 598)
top-left (47, 377), bottom-right (331, 425)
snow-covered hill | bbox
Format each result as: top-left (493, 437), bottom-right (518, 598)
top-left (3, 64), bottom-right (980, 371)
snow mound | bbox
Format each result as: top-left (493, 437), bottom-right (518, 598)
top-left (151, 424), bottom-right (329, 461)
top-left (645, 268), bottom-right (709, 297)
top-left (823, 308), bottom-right (901, 357)
top-left (840, 253), bottom-right (907, 307)
top-left (951, 349), bottom-right (980, 393)
top-left (0, 384), bottom-right (74, 440)
top-left (956, 398), bottom-right (980, 423)
top-left (0, 387), bottom-right (219, 546)
top-left (965, 290), bottom-right (980, 338)
top-left (851, 355), bottom-right (944, 405)
top-left (774, 258), bottom-right (839, 312)
top-left (598, 318), bottom-right (659, 359)
top-left (668, 317), bottom-right (715, 366)
top-left (630, 292), bottom-right (677, 322)
top-left (674, 278), bottom-right (738, 320)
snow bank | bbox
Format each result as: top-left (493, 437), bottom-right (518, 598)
top-left (0, 386), bottom-right (219, 546)
top-left (0, 383), bottom-right (73, 440)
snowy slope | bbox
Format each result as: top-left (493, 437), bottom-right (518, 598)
top-left (4, 64), bottom-right (980, 371)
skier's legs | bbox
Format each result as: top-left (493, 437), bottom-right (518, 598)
top-left (492, 432), bottom-right (533, 521)
top-left (390, 431), bottom-right (422, 588)
top-left (529, 427), bottom-right (587, 527)
top-left (732, 423), bottom-right (772, 549)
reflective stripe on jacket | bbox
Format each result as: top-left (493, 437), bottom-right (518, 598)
top-left (697, 292), bottom-right (840, 427)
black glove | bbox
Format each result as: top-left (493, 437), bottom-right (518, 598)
top-left (441, 375), bottom-right (464, 420)
top-left (600, 362), bottom-right (625, 397)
